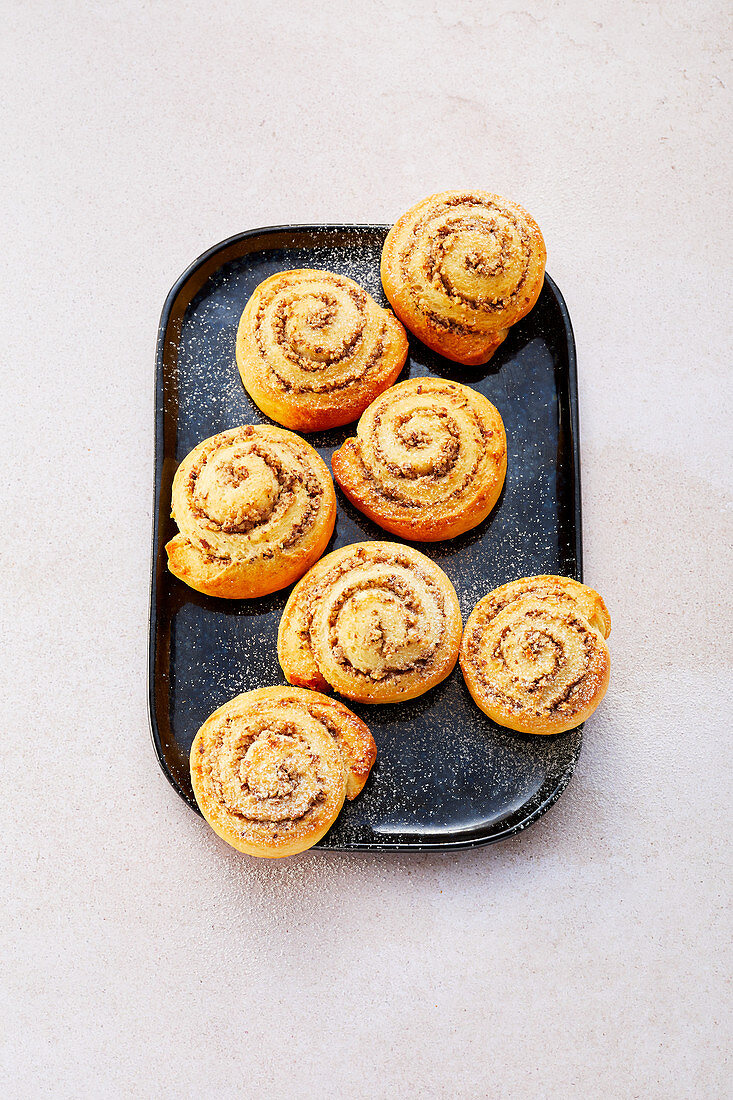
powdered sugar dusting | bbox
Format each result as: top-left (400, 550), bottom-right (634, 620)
top-left (153, 227), bottom-right (582, 850)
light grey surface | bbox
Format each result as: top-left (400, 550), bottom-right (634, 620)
top-left (2, 2), bottom-right (731, 1097)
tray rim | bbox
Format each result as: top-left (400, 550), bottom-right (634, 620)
top-left (148, 223), bottom-right (583, 851)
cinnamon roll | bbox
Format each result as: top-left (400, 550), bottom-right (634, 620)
top-left (166, 425), bottom-right (336, 599)
top-left (190, 687), bottom-right (376, 858)
top-left (331, 377), bottom-right (506, 541)
top-left (236, 269), bottom-right (409, 431)
top-left (278, 541), bottom-right (462, 704)
top-left (460, 576), bottom-right (611, 735)
top-left (381, 191), bottom-right (546, 365)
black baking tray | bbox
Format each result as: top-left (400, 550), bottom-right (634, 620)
top-left (149, 225), bottom-right (583, 851)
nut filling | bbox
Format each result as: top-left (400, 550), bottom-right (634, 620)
top-left (189, 687), bottom-right (378, 857)
top-left (381, 190), bottom-right (546, 366)
top-left (397, 193), bottom-right (538, 334)
top-left (459, 575), bottom-right (611, 735)
top-left (278, 541), bottom-right (463, 704)
top-left (174, 426), bottom-right (328, 564)
top-left (250, 272), bottom-right (395, 394)
top-left (331, 377), bottom-right (507, 541)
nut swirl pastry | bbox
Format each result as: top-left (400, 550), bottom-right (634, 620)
top-left (460, 576), bottom-right (611, 735)
top-left (278, 541), bottom-right (463, 704)
top-left (236, 269), bottom-right (409, 431)
top-left (332, 377), bottom-right (507, 541)
top-left (191, 687), bottom-right (376, 858)
top-left (381, 190), bottom-right (546, 365)
top-left (166, 425), bottom-right (336, 599)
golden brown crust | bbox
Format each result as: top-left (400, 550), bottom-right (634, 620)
top-left (331, 377), bottom-right (506, 541)
top-left (235, 269), bottom-right (409, 431)
top-left (191, 687), bottom-right (376, 857)
top-left (381, 191), bottom-right (546, 365)
top-left (166, 425), bottom-right (336, 599)
top-left (277, 564), bottom-right (331, 692)
top-left (460, 575), bottom-right (611, 735)
top-left (278, 541), bottom-right (462, 704)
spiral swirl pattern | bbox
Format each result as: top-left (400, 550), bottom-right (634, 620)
top-left (166, 425), bottom-right (336, 599)
top-left (381, 191), bottom-right (546, 365)
top-left (332, 377), bottom-right (507, 541)
top-left (190, 687), bottom-right (375, 857)
top-left (236, 269), bottom-right (408, 431)
top-left (460, 576), bottom-right (611, 734)
top-left (278, 542), bottom-right (462, 703)
top-left (473, 576), bottom-right (612, 641)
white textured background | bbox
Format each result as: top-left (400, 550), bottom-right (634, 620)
top-left (2, 2), bottom-right (731, 1097)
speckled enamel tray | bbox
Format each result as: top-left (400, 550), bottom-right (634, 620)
top-left (149, 225), bottom-right (583, 851)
